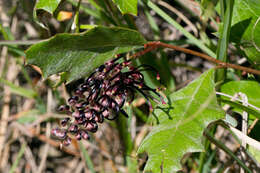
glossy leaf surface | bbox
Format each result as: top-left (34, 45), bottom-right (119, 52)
top-left (112, 0), bottom-right (138, 15)
top-left (26, 26), bottom-right (146, 82)
top-left (35, 0), bottom-right (62, 14)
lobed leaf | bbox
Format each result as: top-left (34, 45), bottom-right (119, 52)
top-left (25, 26), bottom-right (146, 83)
top-left (138, 69), bottom-right (225, 173)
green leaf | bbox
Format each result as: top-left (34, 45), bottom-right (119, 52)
top-left (249, 146), bottom-right (260, 163)
top-left (138, 69), bottom-right (225, 173)
top-left (112, 0), bottom-right (138, 16)
top-left (35, 0), bottom-right (62, 14)
top-left (220, 81), bottom-right (260, 115)
top-left (25, 26), bottom-right (146, 83)
top-left (33, 0), bottom-right (62, 29)
top-left (231, 0), bottom-right (260, 64)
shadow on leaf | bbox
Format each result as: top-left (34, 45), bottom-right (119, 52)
top-left (230, 17), bottom-right (252, 43)
top-left (153, 96), bottom-right (174, 124)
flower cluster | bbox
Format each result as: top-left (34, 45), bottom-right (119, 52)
top-left (51, 55), bottom-right (164, 146)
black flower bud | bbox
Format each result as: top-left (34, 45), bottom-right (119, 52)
top-left (52, 56), bottom-right (164, 146)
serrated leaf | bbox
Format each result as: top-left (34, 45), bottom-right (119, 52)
top-left (25, 26), bottom-right (146, 83)
top-left (112, 0), bottom-right (138, 15)
top-left (231, 0), bottom-right (260, 64)
top-left (138, 69), bottom-right (225, 173)
top-left (220, 81), bottom-right (260, 116)
top-left (35, 0), bottom-right (62, 14)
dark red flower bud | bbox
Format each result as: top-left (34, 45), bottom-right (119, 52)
top-left (89, 122), bottom-right (98, 133)
top-left (68, 124), bottom-right (78, 133)
top-left (156, 73), bottom-right (160, 80)
top-left (51, 128), bottom-right (67, 139)
top-left (75, 89), bottom-right (83, 96)
top-left (94, 114), bottom-right (104, 123)
top-left (85, 122), bottom-right (94, 131)
top-left (75, 117), bottom-right (85, 124)
top-left (84, 110), bottom-right (92, 119)
top-left (75, 132), bottom-right (82, 140)
top-left (63, 137), bottom-right (72, 146)
top-left (99, 96), bottom-right (109, 107)
top-left (81, 130), bottom-right (90, 140)
top-left (68, 98), bottom-right (76, 105)
top-left (61, 118), bottom-right (70, 127)
top-left (58, 105), bottom-right (70, 112)
top-left (53, 56), bottom-right (164, 146)
top-left (102, 109), bottom-right (110, 118)
top-left (72, 111), bottom-right (80, 118)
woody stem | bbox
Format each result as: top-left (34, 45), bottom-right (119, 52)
top-left (131, 41), bottom-right (260, 76)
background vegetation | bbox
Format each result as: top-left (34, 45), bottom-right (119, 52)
top-left (0, 0), bottom-right (260, 172)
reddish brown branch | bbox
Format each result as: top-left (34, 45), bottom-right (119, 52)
top-left (131, 41), bottom-right (260, 76)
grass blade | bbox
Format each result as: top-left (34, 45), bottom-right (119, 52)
top-left (146, 0), bottom-right (216, 58)
top-left (215, 0), bottom-right (234, 82)
top-left (79, 141), bottom-right (96, 173)
top-left (0, 77), bottom-right (37, 98)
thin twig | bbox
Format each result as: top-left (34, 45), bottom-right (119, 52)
top-left (238, 93), bottom-right (248, 173)
top-left (21, 138), bottom-right (38, 173)
top-left (204, 129), bottom-right (252, 173)
top-left (131, 41), bottom-right (260, 75)
top-left (11, 123), bottom-right (80, 156)
top-left (32, 130), bottom-right (80, 156)
top-left (238, 93), bottom-right (248, 148)
top-left (0, 59), bottom-right (18, 167)
top-left (37, 122), bottom-right (51, 173)
top-left (158, 41), bottom-right (260, 75)
top-left (216, 92), bottom-right (260, 112)
top-left (248, 119), bottom-right (259, 134)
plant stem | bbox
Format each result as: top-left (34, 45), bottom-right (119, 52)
top-left (75, 0), bottom-right (82, 33)
top-left (79, 141), bottom-right (96, 173)
top-left (215, 0), bottom-right (234, 83)
top-left (204, 130), bottom-right (252, 173)
top-left (131, 41), bottom-right (260, 76)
